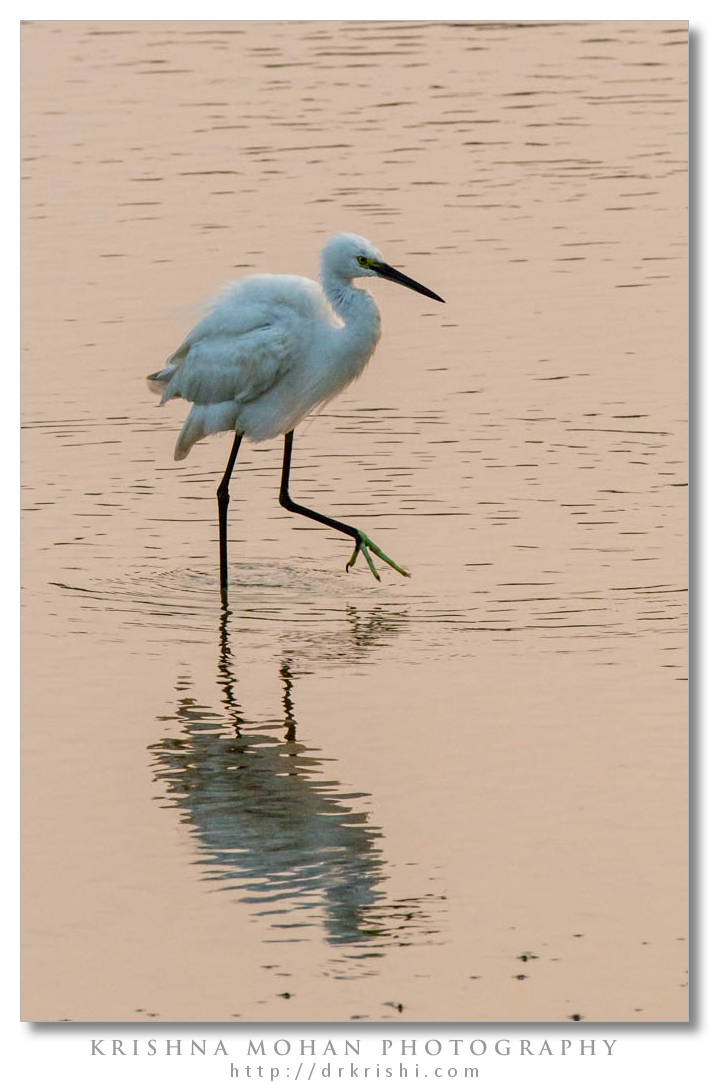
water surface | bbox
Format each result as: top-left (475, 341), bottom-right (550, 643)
top-left (22, 20), bottom-right (688, 1021)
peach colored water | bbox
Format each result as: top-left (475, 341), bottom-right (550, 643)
top-left (21, 21), bottom-right (688, 1022)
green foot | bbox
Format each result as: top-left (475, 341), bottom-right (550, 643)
top-left (345, 531), bottom-right (410, 582)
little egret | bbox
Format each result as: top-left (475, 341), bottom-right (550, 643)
top-left (148, 232), bottom-right (444, 591)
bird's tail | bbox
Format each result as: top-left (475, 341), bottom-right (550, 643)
top-left (174, 402), bottom-right (240, 461)
top-left (146, 364), bottom-right (179, 400)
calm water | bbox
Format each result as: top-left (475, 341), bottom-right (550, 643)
top-left (22, 20), bottom-right (688, 1021)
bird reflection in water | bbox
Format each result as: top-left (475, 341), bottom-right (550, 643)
top-left (149, 604), bottom-right (443, 950)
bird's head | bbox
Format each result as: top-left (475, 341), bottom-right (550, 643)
top-left (321, 233), bottom-right (444, 303)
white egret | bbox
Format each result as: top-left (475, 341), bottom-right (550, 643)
top-left (148, 232), bottom-right (444, 592)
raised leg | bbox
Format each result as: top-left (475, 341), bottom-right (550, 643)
top-left (278, 430), bottom-right (409, 581)
top-left (217, 431), bottom-right (243, 593)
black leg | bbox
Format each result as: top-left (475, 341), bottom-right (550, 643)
top-left (217, 431), bottom-right (243, 593)
top-left (278, 430), bottom-right (409, 581)
top-left (279, 430), bottom-right (360, 541)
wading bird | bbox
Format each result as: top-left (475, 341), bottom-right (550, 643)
top-left (148, 233), bottom-right (444, 592)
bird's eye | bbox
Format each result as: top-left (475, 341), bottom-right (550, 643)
top-left (357, 256), bottom-right (369, 267)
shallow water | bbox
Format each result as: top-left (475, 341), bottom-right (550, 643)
top-left (22, 20), bottom-right (687, 1021)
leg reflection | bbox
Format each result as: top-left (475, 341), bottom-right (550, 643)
top-left (280, 658), bottom-right (296, 743)
top-left (150, 605), bottom-right (443, 949)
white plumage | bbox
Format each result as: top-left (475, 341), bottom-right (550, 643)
top-left (148, 232), bottom-right (443, 587)
top-left (149, 234), bottom-right (396, 459)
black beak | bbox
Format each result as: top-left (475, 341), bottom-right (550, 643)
top-left (371, 261), bottom-right (445, 303)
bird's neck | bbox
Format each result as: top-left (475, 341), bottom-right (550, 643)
top-left (321, 272), bottom-right (382, 364)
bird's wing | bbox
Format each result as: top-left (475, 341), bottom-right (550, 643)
top-left (172, 274), bottom-right (329, 357)
top-left (150, 274), bottom-right (330, 408)
top-left (162, 321), bottom-right (292, 407)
